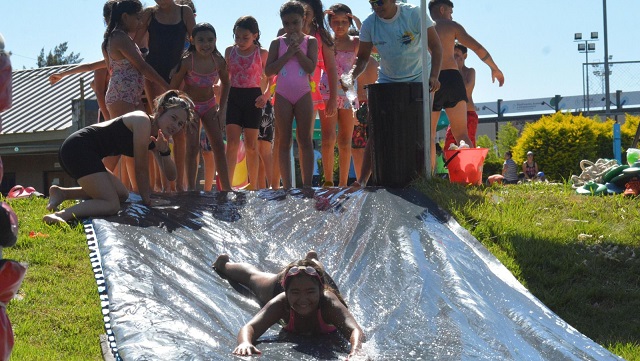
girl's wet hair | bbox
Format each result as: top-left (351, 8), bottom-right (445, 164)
top-left (233, 16), bottom-right (262, 48)
top-left (298, 0), bottom-right (334, 47)
top-left (327, 3), bottom-right (354, 28)
top-left (280, 1), bottom-right (306, 18)
top-left (153, 90), bottom-right (196, 125)
top-left (103, 0), bottom-right (116, 25)
top-left (187, 22), bottom-right (225, 61)
top-left (102, 0), bottom-right (143, 52)
top-left (282, 259), bottom-right (347, 307)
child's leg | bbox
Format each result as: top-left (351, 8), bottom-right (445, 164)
top-left (243, 128), bottom-right (260, 190)
top-left (225, 124), bottom-right (242, 186)
top-left (183, 121), bottom-right (201, 191)
top-left (274, 94), bottom-right (295, 189)
top-left (319, 109), bottom-right (337, 186)
top-left (213, 254), bottom-right (279, 306)
top-left (444, 101), bottom-right (471, 147)
top-left (258, 140), bottom-right (274, 189)
top-left (257, 160), bottom-right (266, 189)
top-left (43, 172), bottom-right (128, 224)
top-left (201, 108), bottom-right (231, 191)
top-left (271, 135), bottom-right (281, 189)
top-left (202, 150), bottom-right (215, 192)
top-left (123, 156), bottom-right (138, 192)
top-left (292, 93), bottom-right (314, 188)
top-left (336, 109), bottom-right (355, 187)
top-left (173, 129), bottom-right (187, 191)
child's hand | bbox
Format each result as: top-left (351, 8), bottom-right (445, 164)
top-left (233, 342), bottom-right (262, 356)
top-left (255, 93), bottom-right (269, 108)
top-left (150, 129), bottom-right (170, 154)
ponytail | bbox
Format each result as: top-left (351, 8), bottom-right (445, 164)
top-left (101, 0), bottom-right (143, 52)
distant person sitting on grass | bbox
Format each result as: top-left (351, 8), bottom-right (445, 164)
top-left (522, 151), bottom-right (540, 181)
top-left (487, 151), bottom-right (519, 185)
top-left (43, 90), bottom-right (195, 225)
top-left (213, 251), bottom-right (366, 358)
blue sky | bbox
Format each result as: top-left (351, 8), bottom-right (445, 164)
top-left (1, 0), bottom-right (638, 103)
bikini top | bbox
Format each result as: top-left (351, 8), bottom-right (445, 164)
top-left (282, 308), bottom-right (337, 334)
top-left (184, 54), bottom-right (219, 88)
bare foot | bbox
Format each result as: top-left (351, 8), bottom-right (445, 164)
top-left (213, 254), bottom-right (230, 272)
top-left (46, 186), bottom-right (64, 211)
top-left (305, 250), bottom-right (318, 261)
top-left (43, 213), bottom-right (67, 225)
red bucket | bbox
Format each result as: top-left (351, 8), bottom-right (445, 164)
top-left (444, 148), bottom-right (489, 185)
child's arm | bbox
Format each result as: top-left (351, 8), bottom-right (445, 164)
top-left (234, 296), bottom-right (285, 356)
top-left (133, 7), bottom-right (153, 47)
top-left (112, 32), bottom-right (170, 90)
top-left (151, 129), bottom-right (177, 181)
top-left (169, 56), bottom-right (189, 90)
top-left (324, 293), bottom-right (367, 357)
top-left (264, 38), bottom-right (286, 76)
top-left (128, 111), bottom-right (153, 205)
top-left (296, 36), bottom-right (318, 75)
top-left (49, 59), bottom-right (107, 85)
top-left (215, 54), bottom-right (230, 126)
top-left (181, 5), bottom-right (196, 37)
top-left (256, 48), bottom-right (273, 108)
top-left (319, 36), bottom-right (337, 116)
top-left (92, 68), bottom-right (111, 120)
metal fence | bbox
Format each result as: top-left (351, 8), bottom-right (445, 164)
top-left (584, 60), bottom-right (640, 104)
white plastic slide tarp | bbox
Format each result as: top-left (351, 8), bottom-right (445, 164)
top-left (86, 188), bottom-right (621, 360)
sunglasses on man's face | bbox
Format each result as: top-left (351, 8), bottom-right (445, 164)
top-left (369, 0), bottom-right (384, 7)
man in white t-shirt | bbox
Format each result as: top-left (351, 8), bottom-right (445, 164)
top-left (349, 0), bottom-right (443, 186)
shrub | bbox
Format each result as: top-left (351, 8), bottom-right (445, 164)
top-left (513, 112), bottom-right (599, 181)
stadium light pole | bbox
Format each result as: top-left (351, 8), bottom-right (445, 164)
top-left (575, 32), bottom-right (598, 115)
top-left (602, 0), bottom-right (611, 117)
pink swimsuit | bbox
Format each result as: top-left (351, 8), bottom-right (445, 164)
top-left (105, 30), bottom-right (144, 106)
top-left (275, 35), bottom-right (311, 105)
top-left (282, 308), bottom-right (337, 334)
top-left (228, 46), bottom-right (263, 88)
top-left (184, 54), bottom-right (219, 117)
top-left (320, 48), bottom-right (358, 109)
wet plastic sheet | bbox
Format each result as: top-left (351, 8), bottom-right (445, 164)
top-left (87, 188), bottom-right (621, 361)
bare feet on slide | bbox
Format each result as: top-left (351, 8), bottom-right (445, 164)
top-left (42, 213), bottom-right (67, 225)
top-left (46, 185), bottom-right (64, 211)
top-left (213, 254), bottom-right (230, 272)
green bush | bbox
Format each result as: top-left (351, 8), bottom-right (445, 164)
top-left (512, 113), bottom-right (640, 181)
top-left (513, 112), bottom-right (599, 181)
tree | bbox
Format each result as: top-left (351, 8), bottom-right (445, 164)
top-left (37, 42), bottom-right (82, 68)
top-left (496, 122), bottom-right (519, 156)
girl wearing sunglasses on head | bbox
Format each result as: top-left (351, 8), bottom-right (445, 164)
top-left (213, 251), bottom-right (367, 358)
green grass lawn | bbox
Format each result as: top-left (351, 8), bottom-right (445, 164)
top-left (2, 181), bottom-right (639, 360)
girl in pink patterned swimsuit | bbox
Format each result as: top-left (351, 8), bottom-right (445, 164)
top-left (265, 2), bottom-right (318, 189)
top-left (224, 16), bottom-right (273, 190)
top-left (170, 22), bottom-right (231, 191)
top-left (319, 3), bottom-right (360, 186)
top-left (101, 0), bottom-right (169, 192)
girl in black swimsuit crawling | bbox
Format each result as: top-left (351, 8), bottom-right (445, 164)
top-left (43, 90), bottom-right (195, 225)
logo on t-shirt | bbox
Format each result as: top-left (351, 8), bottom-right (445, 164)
top-left (400, 31), bottom-right (415, 45)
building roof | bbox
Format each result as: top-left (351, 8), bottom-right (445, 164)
top-left (1, 64), bottom-right (95, 135)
